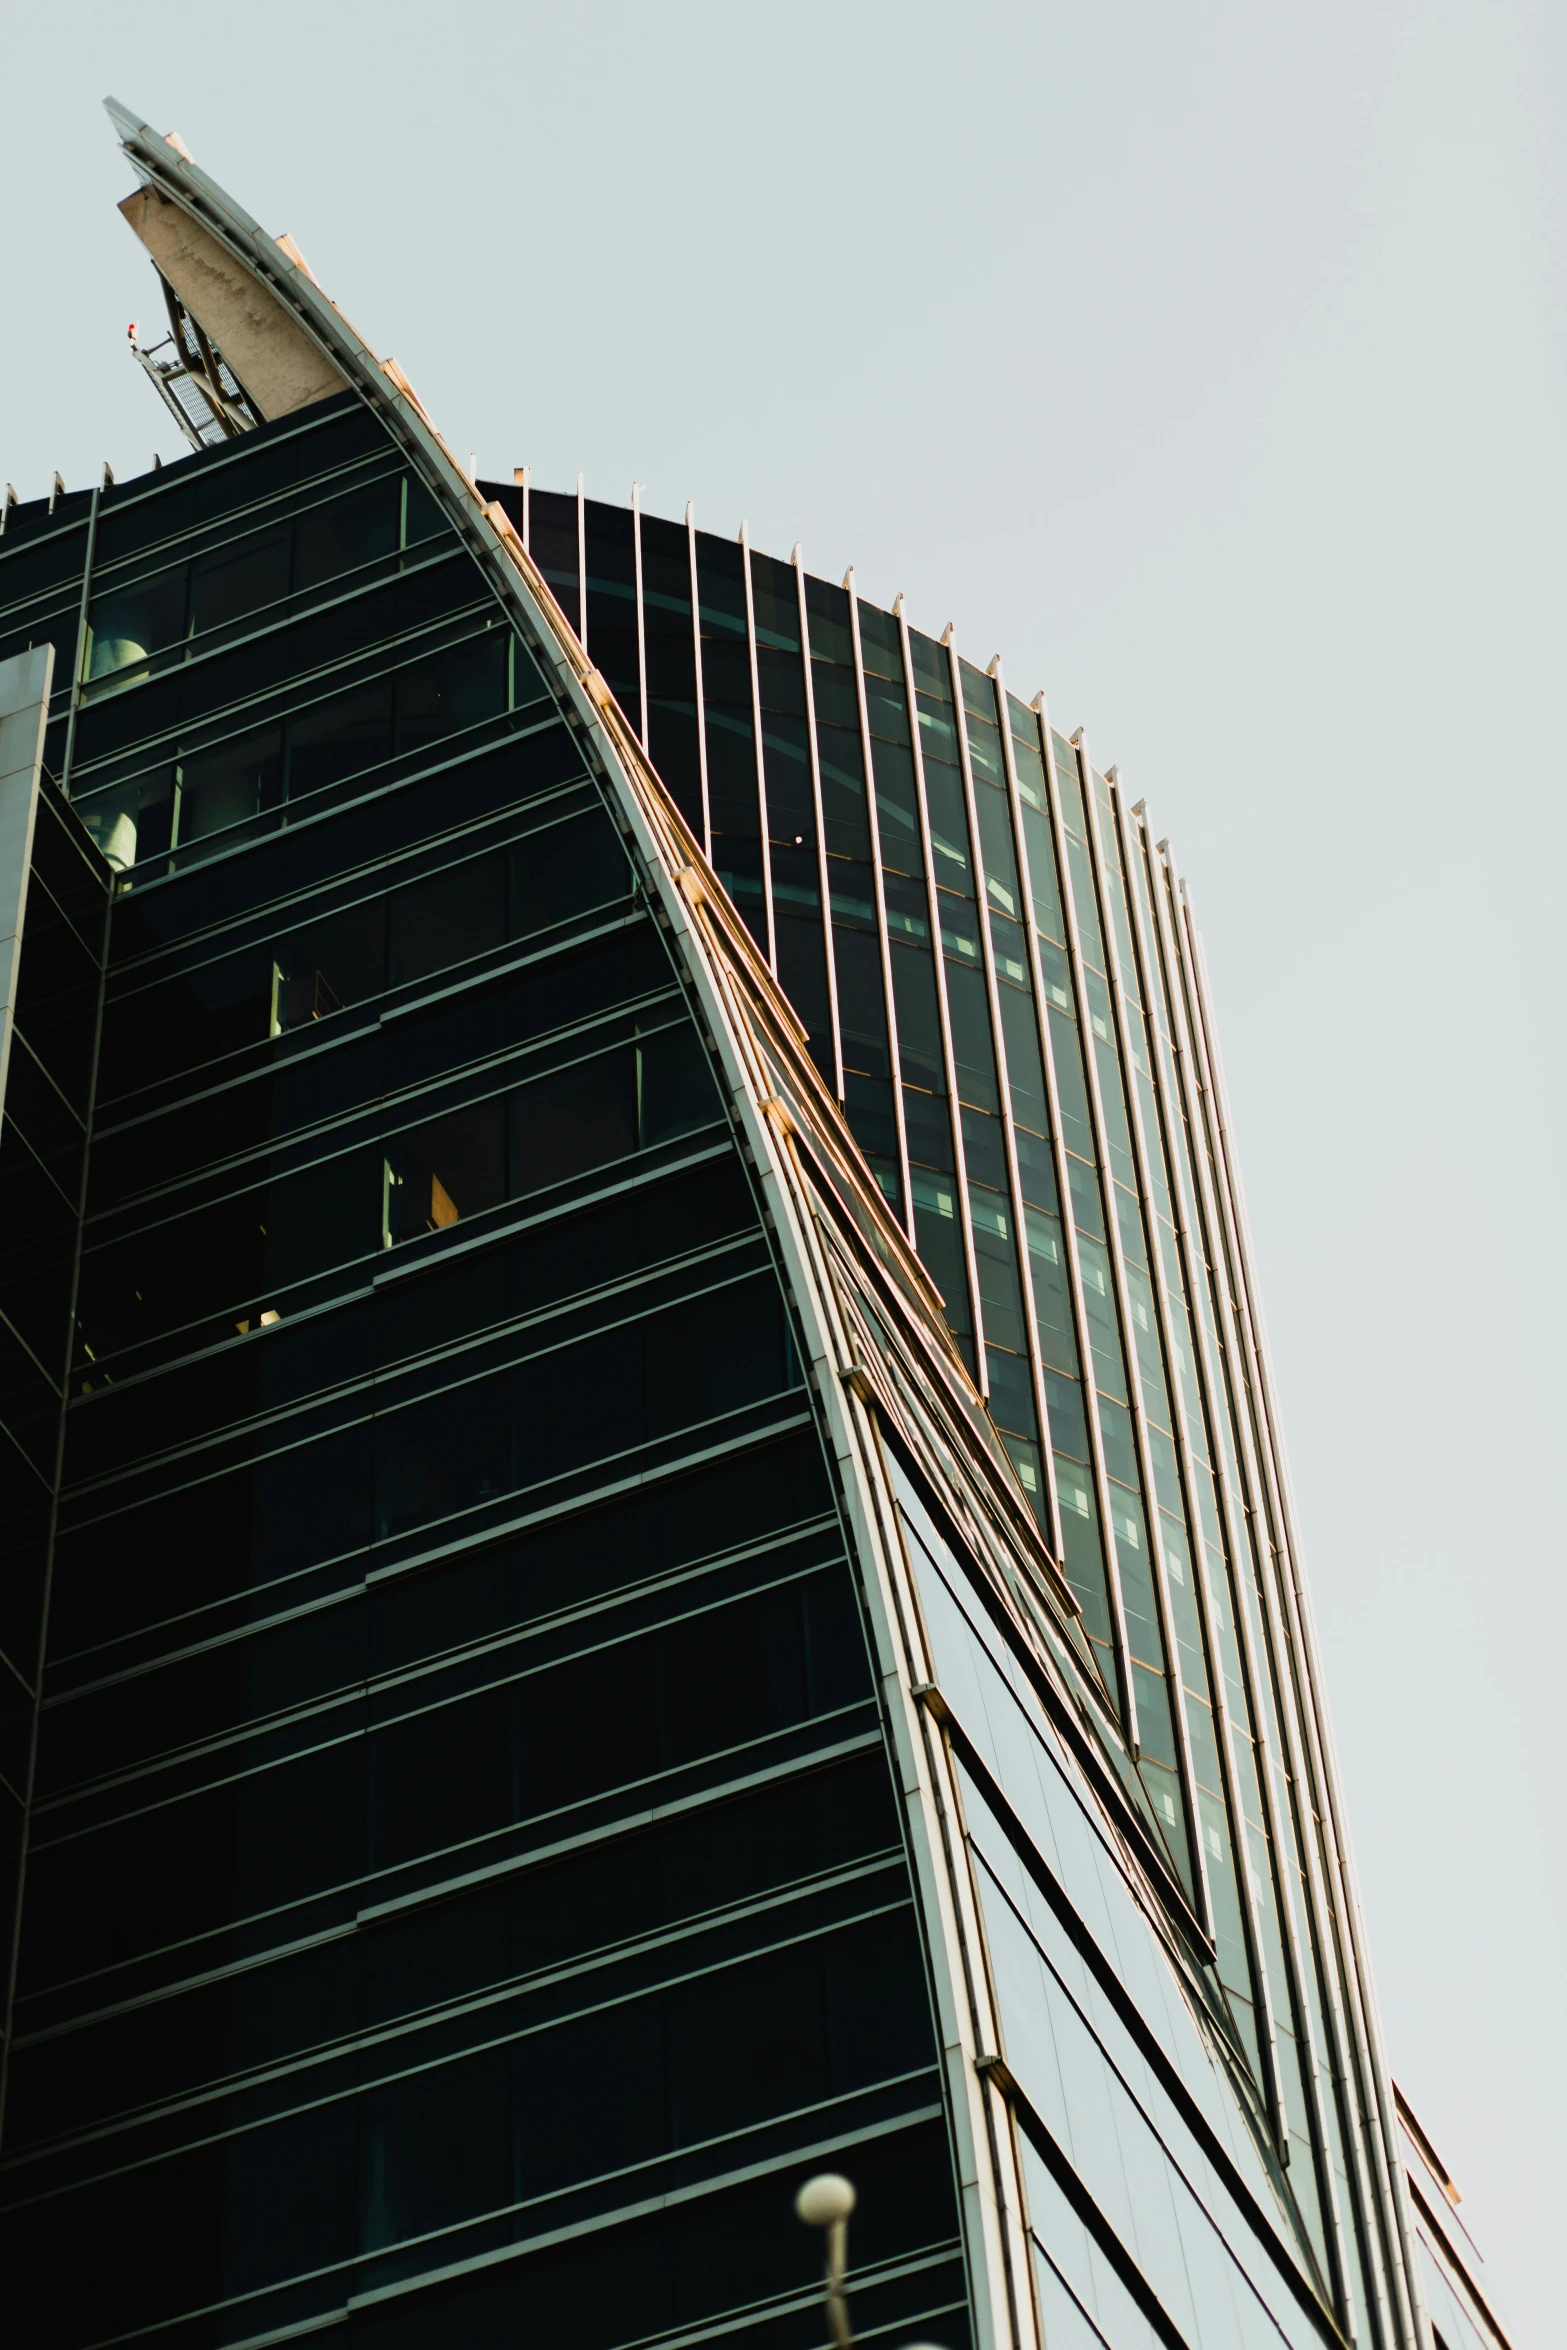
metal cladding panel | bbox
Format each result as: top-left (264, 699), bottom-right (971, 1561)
top-left (0, 645), bottom-right (54, 1112)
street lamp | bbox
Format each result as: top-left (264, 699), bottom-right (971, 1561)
top-left (794, 2171), bottom-right (947, 2350)
top-left (795, 2173), bottom-right (856, 2347)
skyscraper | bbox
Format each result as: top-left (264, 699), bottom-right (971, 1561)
top-left (0, 99), bottom-right (1510, 2350)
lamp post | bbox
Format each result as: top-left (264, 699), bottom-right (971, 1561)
top-left (795, 2173), bottom-right (856, 2348)
top-left (794, 2172), bottom-right (947, 2350)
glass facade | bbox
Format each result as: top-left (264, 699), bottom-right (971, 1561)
top-left (482, 473), bottom-right (1445, 2350)
top-left (0, 380), bottom-right (973, 2348)
top-left (0, 98), bottom-right (1492, 2350)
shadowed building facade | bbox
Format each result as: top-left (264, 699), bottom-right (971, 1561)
top-left (0, 99), bottom-right (1509, 2350)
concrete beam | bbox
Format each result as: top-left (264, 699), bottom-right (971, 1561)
top-left (119, 184), bottom-right (349, 420)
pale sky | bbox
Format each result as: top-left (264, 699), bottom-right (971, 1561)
top-left (6, 5), bottom-right (1563, 2338)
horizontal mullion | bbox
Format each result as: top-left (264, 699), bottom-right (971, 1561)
top-left (71, 1127), bottom-right (732, 1391)
top-left (20, 1702), bottom-right (884, 2052)
top-left (49, 1353), bottom-right (822, 1767)
top-left (55, 1395), bottom-right (814, 1637)
top-left (61, 1245), bottom-right (775, 1498)
top-left (9, 1868), bottom-right (911, 2172)
top-left (70, 598), bottom-right (503, 799)
top-left (5, 2003), bottom-right (923, 2217)
top-left (340, 2129), bottom-right (951, 2327)
top-left (100, 780), bottom-right (602, 1022)
top-left (79, 536), bottom-right (466, 713)
top-left (48, 1491), bottom-right (841, 1723)
top-left (17, 1729), bottom-right (881, 2054)
top-left (88, 960), bottom-right (674, 1217)
top-left (102, 707), bottom-right (579, 961)
top-left (88, 432), bottom-right (400, 585)
top-left (1, 2098), bottom-right (949, 2350)
top-left (14, 1714), bottom-right (877, 2051)
top-left (86, 921), bottom-right (662, 1208)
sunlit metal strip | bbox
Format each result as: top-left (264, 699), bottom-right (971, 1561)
top-left (946, 636), bottom-right (1054, 1519)
top-left (845, 570), bottom-right (916, 1245)
top-left (500, 491), bottom-right (1174, 2350)
top-left (1113, 800), bottom-right (1297, 2017)
top-left (985, 662), bottom-right (1073, 1576)
top-left (1172, 869), bottom-right (1408, 2342)
top-left (1155, 857), bottom-right (1348, 2221)
top-left (685, 502), bottom-right (711, 860)
top-left (632, 482), bottom-right (649, 757)
top-left (1115, 787), bottom-right (1329, 2115)
top-left (1030, 713), bottom-right (1146, 1749)
top-left (1175, 880), bottom-right (1423, 2349)
top-left (1174, 925), bottom-right (1413, 2348)
top-left (1131, 825), bottom-right (1303, 2162)
top-left (787, 1242), bottom-right (1040, 2350)
top-left (794, 546), bottom-right (844, 1105)
top-left (1057, 733), bottom-right (1207, 1848)
top-left (1121, 810), bottom-right (1354, 2321)
top-left (898, 597), bottom-right (986, 1392)
top-left (739, 521), bottom-right (778, 974)
top-left (585, 632), bottom-right (1025, 2350)
top-left (876, 1478), bottom-right (1044, 2350)
top-left (574, 471), bottom-right (587, 650)
top-left (1005, 691), bottom-right (1138, 1720)
top-left (1064, 757), bottom-right (1217, 1940)
top-left (1116, 796), bottom-right (1327, 2022)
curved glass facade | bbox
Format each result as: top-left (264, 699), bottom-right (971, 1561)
top-left (0, 95), bottom-right (1488, 2350)
top-left (471, 480), bottom-right (1422, 2340)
